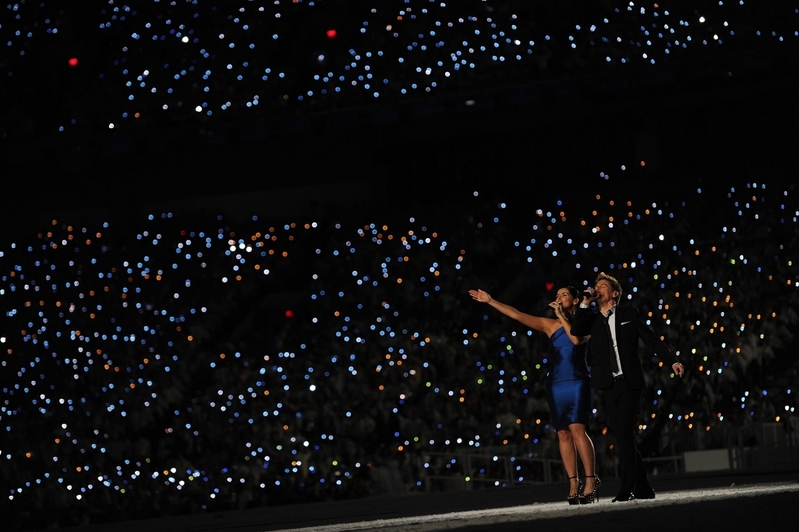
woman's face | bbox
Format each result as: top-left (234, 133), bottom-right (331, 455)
top-left (555, 287), bottom-right (574, 309)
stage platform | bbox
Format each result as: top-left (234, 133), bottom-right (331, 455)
top-left (51, 468), bottom-right (798, 532)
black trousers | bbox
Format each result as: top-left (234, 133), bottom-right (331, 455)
top-left (604, 376), bottom-right (652, 494)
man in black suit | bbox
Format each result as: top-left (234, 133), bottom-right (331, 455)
top-left (571, 272), bottom-right (685, 503)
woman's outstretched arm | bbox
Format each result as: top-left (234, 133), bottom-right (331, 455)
top-left (469, 288), bottom-right (552, 334)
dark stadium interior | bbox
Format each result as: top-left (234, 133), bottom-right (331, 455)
top-left (1, 2), bottom-right (798, 531)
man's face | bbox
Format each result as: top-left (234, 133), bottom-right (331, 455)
top-left (594, 279), bottom-right (618, 303)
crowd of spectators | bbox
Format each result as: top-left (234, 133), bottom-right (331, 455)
top-left (2, 164), bottom-right (797, 530)
top-left (2, 1), bottom-right (799, 531)
top-left (1, 0), bottom-right (798, 140)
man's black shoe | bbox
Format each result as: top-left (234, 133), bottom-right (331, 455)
top-left (634, 488), bottom-right (656, 500)
top-left (612, 492), bottom-right (635, 502)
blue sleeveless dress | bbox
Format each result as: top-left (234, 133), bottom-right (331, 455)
top-left (546, 327), bottom-right (592, 429)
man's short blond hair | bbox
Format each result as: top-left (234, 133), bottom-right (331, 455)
top-left (596, 272), bottom-right (622, 302)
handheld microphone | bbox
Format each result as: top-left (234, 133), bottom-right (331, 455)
top-left (582, 290), bottom-right (593, 299)
top-left (545, 303), bottom-right (562, 316)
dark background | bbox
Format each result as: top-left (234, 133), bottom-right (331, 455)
top-left (2, 3), bottom-right (798, 530)
top-left (2, 4), bottom-right (798, 222)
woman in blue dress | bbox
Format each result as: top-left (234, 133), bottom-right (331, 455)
top-left (469, 285), bottom-right (599, 504)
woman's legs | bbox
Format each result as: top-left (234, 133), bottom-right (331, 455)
top-left (568, 422), bottom-right (597, 493)
top-left (557, 428), bottom-right (580, 498)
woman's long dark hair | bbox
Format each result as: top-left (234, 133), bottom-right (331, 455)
top-left (565, 286), bottom-right (580, 299)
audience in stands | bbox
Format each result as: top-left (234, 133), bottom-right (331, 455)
top-left (2, 170), bottom-right (797, 530)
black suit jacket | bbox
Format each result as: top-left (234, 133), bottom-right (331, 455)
top-left (571, 304), bottom-right (680, 390)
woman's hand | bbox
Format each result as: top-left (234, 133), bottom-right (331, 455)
top-left (469, 289), bottom-right (491, 303)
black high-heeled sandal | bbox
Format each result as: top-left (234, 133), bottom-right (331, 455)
top-left (567, 475), bottom-right (582, 505)
top-left (579, 475), bottom-right (601, 504)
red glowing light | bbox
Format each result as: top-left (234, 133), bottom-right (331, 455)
top-left (285, 309), bottom-right (294, 318)
top-left (326, 29), bottom-right (337, 38)
top-left (68, 57), bottom-right (79, 67)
